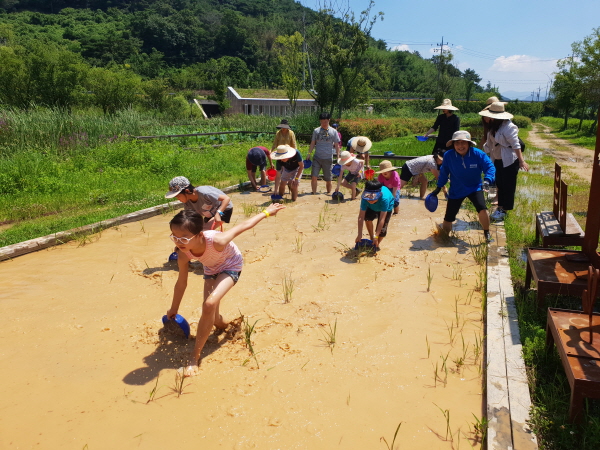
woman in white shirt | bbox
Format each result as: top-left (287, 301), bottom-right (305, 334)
top-left (479, 102), bottom-right (529, 221)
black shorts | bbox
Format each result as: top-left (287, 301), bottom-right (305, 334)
top-left (202, 208), bottom-right (233, 224)
top-left (364, 208), bottom-right (393, 237)
top-left (399, 164), bottom-right (414, 182)
top-left (443, 190), bottom-right (487, 223)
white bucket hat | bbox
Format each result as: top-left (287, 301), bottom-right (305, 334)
top-left (271, 144), bottom-right (297, 160)
top-left (478, 102), bottom-right (513, 120)
top-left (433, 99), bottom-right (459, 111)
top-left (446, 130), bottom-right (477, 148)
top-left (351, 136), bottom-right (372, 153)
top-left (338, 151), bottom-right (356, 165)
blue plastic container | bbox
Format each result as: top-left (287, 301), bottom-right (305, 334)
top-left (332, 191), bottom-right (344, 202)
top-left (354, 238), bottom-right (374, 250)
top-left (258, 185), bottom-right (271, 193)
top-left (331, 164), bottom-right (342, 177)
top-left (271, 194), bottom-right (283, 201)
top-left (162, 314), bottom-right (190, 338)
top-left (303, 159), bottom-right (312, 169)
top-left (383, 151), bottom-right (395, 157)
top-left (416, 136), bottom-right (429, 142)
top-left (424, 193), bottom-right (439, 212)
top-left (168, 251), bottom-right (178, 261)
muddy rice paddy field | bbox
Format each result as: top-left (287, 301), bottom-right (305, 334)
top-left (0, 186), bottom-right (488, 449)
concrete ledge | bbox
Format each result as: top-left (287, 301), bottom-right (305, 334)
top-left (0, 182), bottom-right (250, 261)
top-left (486, 226), bottom-right (538, 449)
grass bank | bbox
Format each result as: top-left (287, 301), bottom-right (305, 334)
top-left (538, 116), bottom-right (597, 150)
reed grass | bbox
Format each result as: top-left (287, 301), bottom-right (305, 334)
top-left (320, 319), bottom-right (337, 354)
top-left (380, 421), bottom-right (403, 450)
top-left (282, 271), bottom-right (295, 304)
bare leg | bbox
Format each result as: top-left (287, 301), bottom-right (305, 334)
top-left (442, 220), bottom-right (452, 233)
top-left (259, 170), bottom-right (266, 186)
top-left (291, 181), bottom-right (298, 201)
top-left (274, 173), bottom-right (282, 196)
top-left (185, 274), bottom-right (235, 376)
top-left (479, 209), bottom-right (491, 231)
top-left (420, 175), bottom-right (428, 199)
top-left (326, 180), bottom-right (332, 194)
top-left (311, 176), bottom-right (318, 194)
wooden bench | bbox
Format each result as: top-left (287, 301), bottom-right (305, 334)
top-left (525, 143), bottom-right (600, 307)
top-left (535, 163), bottom-right (584, 247)
top-left (546, 266), bottom-right (600, 422)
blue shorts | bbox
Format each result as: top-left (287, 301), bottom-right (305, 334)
top-left (203, 270), bottom-right (241, 284)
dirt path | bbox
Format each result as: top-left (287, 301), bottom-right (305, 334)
top-left (0, 186), bottom-right (487, 449)
top-left (528, 123), bottom-right (595, 182)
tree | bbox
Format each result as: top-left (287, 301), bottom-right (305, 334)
top-left (462, 68), bottom-right (481, 102)
top-left (570, 27), bottom-right (600, 134)
top-left (306, 0), bottom-right (383, 116)
top-left (551, 69), bottom-right (581, 130)
top-left (274, 32), bottom-right (305, 114)
top-left (86, 66), bottom-right (142, 115)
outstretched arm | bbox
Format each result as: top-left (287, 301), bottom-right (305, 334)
top-left (212, 203), bottom-right (286, 250)
top-left (167, 251), bottom-right (191, 319)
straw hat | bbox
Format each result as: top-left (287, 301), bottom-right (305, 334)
top-left (482, 96), bottom-right (507, 111)
top-left (478, 102), bottom-right (513, 120)
top-left (271, 144), bottom-right (297, 160)
top-left (375, 160), bottom-right (398, 174)
top-left (433, 99), bottom-right (459, 111)
top-left (351, 136), bottom-right (372, 153)
top-left (445, 130), bottom-right (477, 148)
top-left (338, 151), bottom-right (356, 165)
top-left (276, 119), bottom-right (291, 129)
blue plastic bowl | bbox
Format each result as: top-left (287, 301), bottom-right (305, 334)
top-left (424, 193), bottom-right (439, 212)
top-left (416, 136), bottom-right (429, 142)
top-left (162, 314), bottom-right (190, 338)
top-left (168, 251), bottom-right (178, 261)
top-left (258, 185), bottom-right (271, 193)
top-left (384, 151), bottom-right (395, 157)
top-left (271, 194), bottom-right (283, 201)
top-left (303, 159), bottom-right (312, 169)
top-left (354, 238), bottom-right (374, 250)
top-left (331, 164), bottom-right (342, 177)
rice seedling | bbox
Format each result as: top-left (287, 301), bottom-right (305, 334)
top-left (380, 421), bottom-right (403, 450)
top-left (109, 274), bottom-right (115, 284)
top-left (426, 335), bottom-right (430, 358)
top-left (454, 296), bottom-right (460, 323)
top-left (472, 332), bottom-right (482, 364)
top-left (139, 221), bottom-right (146, 233)
top-left (434, 403), bottom-right (452, 441)
top-left (146, 374), bottom-right (161, 404)
top-left (241, 202), bottom-right (260, 217)
top-left (172, 369), bottom-right (191, 398)
top-left (320, 319), bottom-right (337, 354)
top-left (301, 360), bottom-right (310, 370)
top-left (242, 314), bottom-right (260, 368)
top-left (282, 271), bottom-right (295, 303)
top-left (426, 264), bottom-right (433, 291)
top-left (445, 319), bottom-right (456, 346)
top-left (471, 414), bottom-right (488, 444)
top-left (293, 233), bottom-right (304, 253)
top-left (347, 392), bottom-right (351, 406)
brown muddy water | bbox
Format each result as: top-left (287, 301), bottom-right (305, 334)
top-left (0, 185), bottom-right (486, 449)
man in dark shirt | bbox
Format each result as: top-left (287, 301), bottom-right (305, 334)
top-left (423, 98), bottom-right (460, 154)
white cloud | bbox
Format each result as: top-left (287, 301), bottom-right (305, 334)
top-left (490, 55), bottom-right (558, 74)
top-left (391, 44), bottom-right (411, 52)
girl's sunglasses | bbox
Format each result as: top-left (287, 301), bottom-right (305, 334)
top-left (169, 234), bottom-right (198, 244)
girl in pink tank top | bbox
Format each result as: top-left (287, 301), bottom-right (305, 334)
top-left (166, 203), bottom-right (286, 377)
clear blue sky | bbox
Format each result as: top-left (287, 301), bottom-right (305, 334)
top-left (298, 0), bottom-right (600, 99)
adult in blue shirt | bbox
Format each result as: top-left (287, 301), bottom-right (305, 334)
top-left (356, 181), bottom-right (395, 250)
top-left (430, 131), bottom-right (495, 243)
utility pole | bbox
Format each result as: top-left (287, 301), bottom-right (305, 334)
top-left (537, 87), bottom-right (541, 102)
top-left (531, 91), bottom-right (535, 103)
top-left (433, 36), bottom-right (448, 92)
